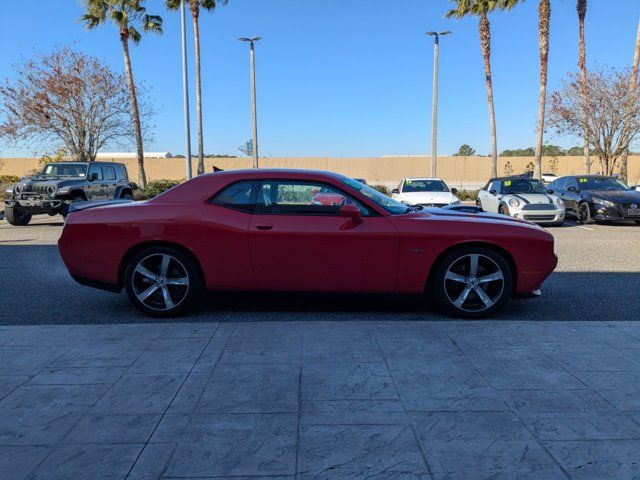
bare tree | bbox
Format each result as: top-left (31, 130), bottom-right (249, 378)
top-left (548, 68), bottom-right (640, 175)
top-left (0, 48), bottom-right (153, 161)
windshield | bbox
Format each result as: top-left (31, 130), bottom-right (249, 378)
top-left (341, 177), bottom-right (407, 215)
top-left (502, 179), bottom-right (547, 194)
top-left (577, 177), bottom-right (631, 191)
top-left (402, 179), bottom-right (449, 193)
top-left (41, 163), bottom-right (87, 178)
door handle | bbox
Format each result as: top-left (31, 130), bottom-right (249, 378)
top-left (256, 225), bottom-right (274, 230)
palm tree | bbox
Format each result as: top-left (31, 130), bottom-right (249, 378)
top-left (620, 18), bottom-right (640, 182)
top-left (577, 0), bottom-right (589, 174)
top-left (533, 0), bottom-right (551, 180)
top-left (447, 0), bottom-right (521, 178)
top-left (81, 0), bottom-right (162, 189)
top-left (166, 0), bottom-right (228, 176)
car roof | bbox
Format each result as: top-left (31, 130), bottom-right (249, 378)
top-left (487, 176), bottom-right (543, 182)
top-left (402, 177), bottom-right (444, 181)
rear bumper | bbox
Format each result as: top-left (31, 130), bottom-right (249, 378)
top-left (70, 273), bottom-right (121, 293)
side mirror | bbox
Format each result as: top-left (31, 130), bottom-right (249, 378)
top-left (88, 173), bottom-right (98, 182)
top-left (567, 186), bottom-right (577, 192)
top-left (391, 188), bottom-right (399, 194)
top-left (451, 188), bottom-right (458, 195)
top-left (547, 189), bottom-right (554, 194)
top-left (339, 203), bottom-right (363, 225)
top-left (489, 189), bottom-right (497, 195)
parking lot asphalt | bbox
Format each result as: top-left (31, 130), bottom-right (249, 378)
top-left (0, 215), bottom-right (639, 479)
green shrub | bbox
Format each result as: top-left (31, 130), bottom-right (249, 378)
top-left (133, 179), bottom-right (182, 200)
top-left (0, 175), bottom-right (20, 185)
top-left (370, 184), bottom-right (390, 196)
top-left (455, 189), bottom-right (479, 201)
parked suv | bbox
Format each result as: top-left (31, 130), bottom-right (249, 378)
top-left (4, 162), bottom-right (132, 225)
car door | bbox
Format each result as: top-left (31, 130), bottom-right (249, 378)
top-left (480, 180), bottom-right (502, 213)
top-left (102, 165), bottom-right (118, 198)
top-left (247, 179), bottom-right (399, 292)
top-left (561, 177), bottom-right (581, 214)
top-left (86, 164), bottom-right (107, 200)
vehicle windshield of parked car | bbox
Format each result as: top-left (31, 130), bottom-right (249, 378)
top-left (402, 179), bottom-right (449, 192)
top-left (502, 179), bottom-right (547, 194)
top-left (577, 177), bottom-right (632, 191)
top-left (41, 163), bottom-right (87, 178)
top-left (341, 177), bottom-right (407, 215)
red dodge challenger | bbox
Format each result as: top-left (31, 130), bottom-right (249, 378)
top-left (58, 169), bottom-right (557, 318)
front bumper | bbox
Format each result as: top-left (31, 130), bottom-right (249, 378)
top-left (5, 195), bottom-right (65, 213)
top-left (591, 204), bottom-right (640, 222)
top-left (512, 208), bottom-right (565, 224)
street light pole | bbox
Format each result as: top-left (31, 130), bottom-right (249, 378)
top-left (180, 0), bottom-right (192, 179)
top-left (426, 30), bottom-right (451, 178)
top-left (239, 36), bottom-right (262, 169)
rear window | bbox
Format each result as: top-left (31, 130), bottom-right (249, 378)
top-left (210, 181), bottom-right (258, 213)
top-left (103, 166), bottom-right (116, 181)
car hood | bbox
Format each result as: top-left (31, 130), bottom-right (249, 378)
top-left (17, 177), bottom-right (86, 189)
top-left (504, 193), bottom-right (556, 205)
top-left (395, 191), bottom-right (456, 204)
top-left (403, 208), bottom-right (546, 232)
top-left (588, 190), bottom-right (640, 203)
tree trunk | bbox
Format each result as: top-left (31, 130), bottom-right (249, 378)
top-left (577, 0), bottom-right (590, 174)
top-left (121, 34), bottom-right (147, 189)
top-left (191, 8), bottom-right (205, 176)
top-left (479, 13), bottom-right (498, 178)
top-left (534, 0), bottom-right (551, 180)
top-left (621, 18), bottom-right (640, 182)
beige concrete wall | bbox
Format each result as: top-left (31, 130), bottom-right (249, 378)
top-left (2, 155), bottom-right (639, 187)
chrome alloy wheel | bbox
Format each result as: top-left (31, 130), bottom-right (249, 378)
top-left (131, 253), bottom-right (190, 311)
top-left (443, 253), bottom-right (505, 313)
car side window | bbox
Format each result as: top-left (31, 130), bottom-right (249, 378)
top-left (551, 178), bottom-right (564, 189)
top-left (565, 178), bottom-right (578, 190)
top-left (489, 181), bottom-right (501, 193)
top-left (255, 181), bottom-right (370, 216)
top-left (88, 164), bottom-right (103, 181)
top-left (104, 166), bottom-right (116, 181)
top-left (116, 165), bottom-right (128, 180)
top-left (210, 181), bottom-right (258, 213)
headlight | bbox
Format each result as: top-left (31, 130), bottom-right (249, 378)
top-left (508, 198), bottom-right (521, 208)
top-left (47, 185), bottom-right (57, 196)
top-left (593, 197), bottom-right (615, 207)
top-left (556, 197), bottom-right (564, 207)
top-left (16, 184), bottom-right (24, 193)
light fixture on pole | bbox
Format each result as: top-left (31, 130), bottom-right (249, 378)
top-left (180, 0), bottom-right (192, 179)
top-left (239, 36), bottom-right (261, 169)
top-left (426, 30), bottom-right (451, 178)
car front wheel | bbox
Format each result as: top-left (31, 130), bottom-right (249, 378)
top-left (4, 205), bottom-right (32, 226)
top-left (578, 203), bottom-right (593, 224)
top-left (429, 246), bottom-right (513, 318)
top-left (124, 247), bottom-right (200, 317)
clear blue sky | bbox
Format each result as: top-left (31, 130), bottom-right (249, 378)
top-left (1, 0), bottom-right (639, 158)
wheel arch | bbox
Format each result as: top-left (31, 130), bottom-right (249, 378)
top-left (117, 240), bottom-right (206, 289)
top-left (425, 241), bottom-right (518, 294)
top-left (66, 189), bottom-right (87, 201)
top-left (115, 186), bottom-right (133, 198)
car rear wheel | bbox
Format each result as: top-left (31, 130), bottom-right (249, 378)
top-left (429, 246), bottom-right (513, 318)
top-left (578, 203), bottom-right (593, 224)
top-left (4, 205), bottom-right (32, 226)
top-left (120, 191), bottom-right (133, 200)
top-left (125, 247), bottom-right (200, 317)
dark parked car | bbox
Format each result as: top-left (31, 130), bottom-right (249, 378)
top-left (4, 162), bottom-right (132, 225)
top-left (549, 175), bottom-right (640, 224)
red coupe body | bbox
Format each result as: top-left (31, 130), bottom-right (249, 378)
top-left (58, 169), bottom-right (557, 314)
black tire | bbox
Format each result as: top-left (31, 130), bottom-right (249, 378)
top-left (120, 191), bottom-right (133, 200)
top-left (635, 220), bottom-right (640, 225)
top-left (124, 246), bottom-right (200, 317)
top-left (498, 204), bottom-right (510, 216)
top-left (60, 196), bottom-right (84, 218)
top-left (428, 246), bottom-right (513, 319)
top-left (4, 205), bottom-right (32, 226)
top-left (577, 202), bottom-right (593, 224)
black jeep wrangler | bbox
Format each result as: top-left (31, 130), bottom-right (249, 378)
top-left (4, 162), bottom-right (133, 226)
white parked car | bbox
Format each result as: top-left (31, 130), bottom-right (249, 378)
top-left (477, 177), bottom-right (565, 226)
top-left (391, 178), bottom-right (460, 208)
top-left (541, 173), bottom-right (559, 184)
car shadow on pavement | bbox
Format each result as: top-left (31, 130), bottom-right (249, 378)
top-left (0, 245), bottom-right (638, 324)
